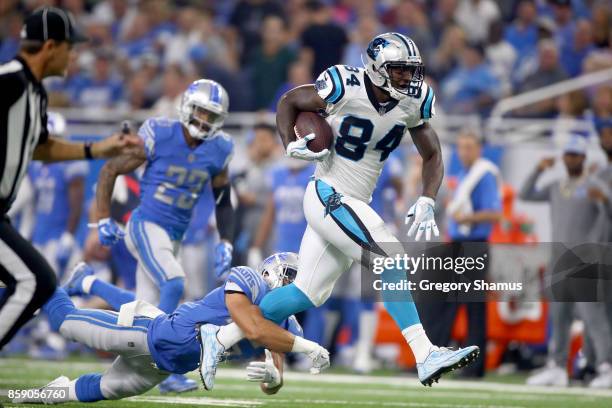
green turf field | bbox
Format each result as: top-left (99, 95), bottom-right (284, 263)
top-left (1, 358), bottom-right (611, 408)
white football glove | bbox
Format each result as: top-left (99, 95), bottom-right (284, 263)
top-left (246, 349), bottom-right (281, 388)
top-left (306, 344), bottom-right (331, 374)
top-left (405, 196), bottom-right (439, 241)
top-left (286, 132), bottom-right (330, 162)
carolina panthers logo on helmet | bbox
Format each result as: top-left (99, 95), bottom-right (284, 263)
top-left (366, 37), bottom-right (390, 60)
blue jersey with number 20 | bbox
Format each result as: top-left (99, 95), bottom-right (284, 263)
top-left (135, 118), bottom-right (233, 240)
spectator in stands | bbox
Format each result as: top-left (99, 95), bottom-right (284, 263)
top-left (454, 0), bottom-right (501, 44)
top-left (91, 0), bottom-right (138, 42)
top-left (550, 0), bottom-right (576, 50)
top-left (153, 65), bottom-right (191, 117)
top-left (504, 0), bottom-right (539, 58)
top-left (73, 49), bottom-right (124, 109)
top-left (514, 39), bottom-right (567, 118)
top-left (123, 74), bottom-right (153, 111)
top-left (553, 90), bottom-right (589, 140)
top-left (0, 11), bottom-right (22, 62)
top-left (486, 20), bottom-right (517, 97)
top-left (117, 11), bottom-right (154, 60)
top-left (560, 19), bottom-right (595, 77)
top-left (232, 124), bottom-right (282, 265)
top-left (227, 0), bottom-right (285, 65)
top-left (251, 15), bottom-right (296, 111)
top-left (430, 24), bottom-right (467, 81)
top-left (592, 86), bottom-right (612, 121)
top-left (385, 1), bottom-right (433, 64)
top-left (270, 60), bottom-right (312, 111)
top-left (591, 1), bottom-right (610, 49)
top-left (343, 16), bottom-right (383, 68)
top-left (441, 42), bottom-right (502, 116)
top-left (421, 129), bottom-right (502, 378)
top-left (521, 136), bottom-right (612, 388)
top-left (165, 7), bottom-right (234, 71)
top-left (301, 0), bottom-right (348, 80)
top-left (430, 0), bottom-right (458, 47)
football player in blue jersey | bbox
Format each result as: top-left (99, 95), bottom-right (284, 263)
top-left (13, 253), bottom-right (330, 404)
top-left (93, 79), bottom-right (236, 392)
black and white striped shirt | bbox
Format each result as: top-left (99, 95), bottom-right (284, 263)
top-left (0, 56), bottom-right (49, 214)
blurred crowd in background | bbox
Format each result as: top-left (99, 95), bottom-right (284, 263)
top-left (0, 0), bottom-right (610, 116)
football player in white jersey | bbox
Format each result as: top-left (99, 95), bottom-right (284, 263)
top-left (200, 33), bottom-right (479, 388)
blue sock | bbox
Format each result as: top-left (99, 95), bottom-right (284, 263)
top-left (303, 306), bottom-right (326, 343)
top-left (42, 288), bottom-right (76, 332)
top-left (381, 267), bottom-right (420, 331)
top-left (259, 283), bottom-right (315, 324)
top-left (90, 279), bottom-right (135, 311)
top-left (75, 374), bottom-right (105, 402)
top-left (157, 277), bottom-right (184, 314)
top-left (383, 301), bottom-right (421, 331)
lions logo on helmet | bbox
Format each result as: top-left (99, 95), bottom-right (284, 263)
top-left (179, 79), bottom-right (229, 140)
top-left (257, 252), bottom-right (299, 289)
top-left (362, 32), bottom-right (424, 101)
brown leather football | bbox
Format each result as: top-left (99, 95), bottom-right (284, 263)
top-left (294, 111), bottom-right (333, 153)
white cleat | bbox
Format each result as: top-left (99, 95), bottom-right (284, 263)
top-left (589, 362), bottom-right (612, 389)
top-left (526, 361), bottom-right (568, 387)
top-left (197, 324), bottom-right (225, 391)
top-left (12, 375), bottom-right (71, 404)
top-left (417, 345), bottom-right (480, 386)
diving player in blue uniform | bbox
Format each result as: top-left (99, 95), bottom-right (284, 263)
top-left (14, 253), bottom-right (330, 404)
top-left (94, 79), bottom-right (235, 392)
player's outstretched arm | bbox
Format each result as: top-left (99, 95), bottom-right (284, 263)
top-left (96, 147), bottom-right (146, 220)
top-left (33, 133), bottom-right (142, 162)
top-left (226, 293), bottom-right (299, 352)
top-left (276, 85), bottom-right (326, 148)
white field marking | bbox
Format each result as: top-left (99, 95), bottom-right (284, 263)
top-left (212, 383), bottom-right (573, 402)
top-left (213, 369), bottom-right (612, 399)
top-left (129, 395), bottom-right (525, 408)
top-left (129, 396), bottom-right (262, 407)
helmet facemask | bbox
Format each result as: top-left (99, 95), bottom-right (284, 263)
top-left (379, 61), bottom-right (424, 100)
top-left (187, 104), bottom-right (226, 140)
top-left (257, 252), bottom-right (299, 289)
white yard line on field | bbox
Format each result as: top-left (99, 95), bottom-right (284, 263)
top-left (214, 369), bottom-right (612, 399)
top-left (129, 395), bottom-right (526, 408)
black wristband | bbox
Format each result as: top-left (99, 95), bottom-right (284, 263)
top-left (84, 142), bottom-right (94, 160)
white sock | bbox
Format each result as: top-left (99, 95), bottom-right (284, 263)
top-left (216, 323), bottom-right (245, 349)
top-left (402, 324), bottom-right (435, 364)
top-left (81, 276), bottom-right (97, 294)
top-left (67, 379), bottom-right (79, 401)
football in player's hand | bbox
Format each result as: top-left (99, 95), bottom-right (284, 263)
top-left (294, 112), bottom-right (333, 153)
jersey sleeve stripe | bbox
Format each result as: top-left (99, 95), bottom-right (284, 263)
top-left (420, 87), bottom-right (434, 120)
top-left (325, 67), bottom-right (345, 104)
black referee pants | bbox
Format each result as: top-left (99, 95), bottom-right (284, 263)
top-left (0, 216), bottom-right (56, 350)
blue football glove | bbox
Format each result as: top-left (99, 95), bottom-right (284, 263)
top-left (214, 241), bottom-right (233, 278)
top-left (97, 218), bottom-right (125, 247)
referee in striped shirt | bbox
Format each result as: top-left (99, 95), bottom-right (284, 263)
top-left (0, 7), bottom-right (141, 350)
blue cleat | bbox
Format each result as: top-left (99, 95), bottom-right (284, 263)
top-left (417, 345), bottom-right (480, 386)
top-left (197, 324), bottom-right (225, 391)
top-left (158, 374), bottom-right (198, 394)
top-left (63, 262), bottom-right (94, 297)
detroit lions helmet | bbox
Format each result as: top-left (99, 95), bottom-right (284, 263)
top-left (179, 79), bottom-right (229, 140)
top-left (362, 32), bottom-right (424, 100)
top-left (257, 252), bottom-right (299, 289)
